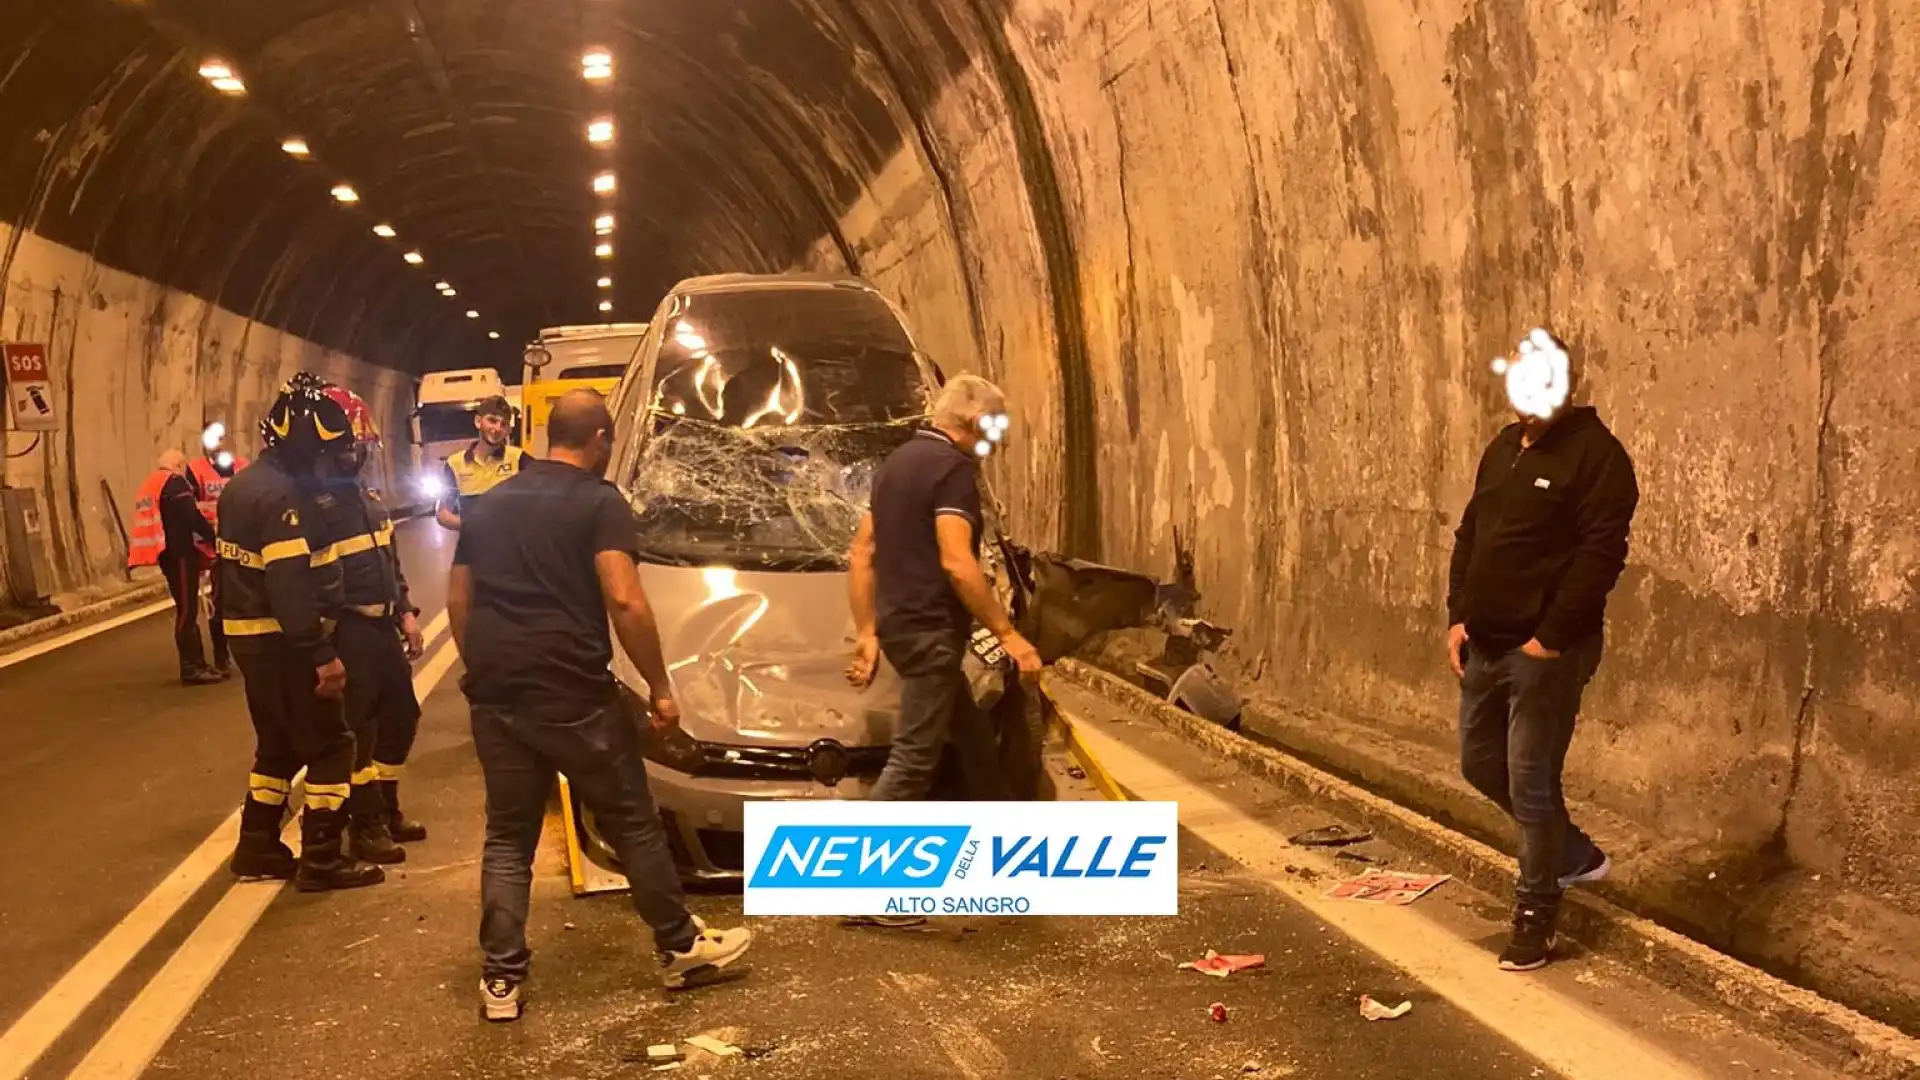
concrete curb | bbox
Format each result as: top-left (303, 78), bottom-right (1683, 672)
top-left (1052, 658), bottom-right (1920, 1080)
top-left (0, 581), bottom-right (169, 652)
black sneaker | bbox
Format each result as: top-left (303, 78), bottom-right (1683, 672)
top-left (1498, 907), bottom-right (1557, 972)
top-left (480, 977), bottom-right (522, 1022)
top-left (1558, 847), bottom-right (1610, 890)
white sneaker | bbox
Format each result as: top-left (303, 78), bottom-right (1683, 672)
top-left (661, 924), bottom-right (751, 989)
top-left (479, 977), bottom-right (522, 1022)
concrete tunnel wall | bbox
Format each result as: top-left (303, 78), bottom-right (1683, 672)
top-left (2, 0), bottom-right (1917, 1031)
top-left (0, 221), bottom-right (414, 602)
top-left (787, 0), bottom-right (1920, 1027)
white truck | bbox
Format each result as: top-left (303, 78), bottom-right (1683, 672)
top-left (409, 367), bottom-right (510, 506)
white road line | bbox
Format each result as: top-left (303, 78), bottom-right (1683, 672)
top-left (0, 614), bottom-right (455, 1080)
top-left (0, 600), bottom-right (172, 672)
top-left (0, 815), bottom-right (239, 1080)
top-left (1061, 709), bottom-right (1702, 1080)
top-left (65, 631), bottom-right (461, 1080)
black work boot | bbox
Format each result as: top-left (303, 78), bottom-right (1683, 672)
top-left (1498, 904), bottom-right (1559, 972)
top-left (295, 808), bottom-right (387, 892)
top-left (380, 778), bottom-right (428, 842)
top-left (348, 813), bottom-right (407, 864)
top-left (228, 798), bottom-right (296, 880)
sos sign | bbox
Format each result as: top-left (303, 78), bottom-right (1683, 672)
top-left (4, 343), bottom-right (56, 432)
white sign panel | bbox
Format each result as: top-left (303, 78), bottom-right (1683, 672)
top-left (744, 799), bottom-right (1179, 917)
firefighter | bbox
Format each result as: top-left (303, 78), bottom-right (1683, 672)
top-left (220, 373), bottom-right (385, 891)
top-left (189, 420), bottom-right (251, 676)
top-left (127, 449), bottom-right (224, 685)
top-left (434, 395), bottom-right (524, 532)
top-left (315, 383), bottom-right (430, 864)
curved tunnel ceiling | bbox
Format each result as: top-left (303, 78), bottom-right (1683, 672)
top-left (0, 0), bottom-right (981, 374)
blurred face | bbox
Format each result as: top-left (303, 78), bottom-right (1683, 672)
top-left (476, 411), bottom-right (510, 447)
top-left (969, 409), bottom-right (1011, 459)
top-left (1493, 328), bottom-right (1573, 427)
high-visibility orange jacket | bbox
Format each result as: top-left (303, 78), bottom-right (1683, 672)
top-left (127, 469), bottom-right (171, 569)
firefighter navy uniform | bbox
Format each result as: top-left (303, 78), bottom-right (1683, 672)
top-left (219, 448), bottom-right (382, 890)
top-left (317, 479), bottom-right (426, 862)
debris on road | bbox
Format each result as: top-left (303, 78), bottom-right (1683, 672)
top-left (645, 1044), bottom-right (685, 1065)
top-left (1359, 995), bottom-right (1413, 1021)
top-left (1209, 1002), bottom-right (1229, 1023)
top-left (1178, 950), bottom-right (1266, 977)
top-left (1288, 824), bottom-right (1373, 848)
top-left (1067, 765), bottom-right (1088, 780)
top-left (1323, 871), bottom-right (1451, 906)
top-left (1335, 849), bottom-right (1388, 866)
top-left (685, 1035), bottom-right (743, 1057)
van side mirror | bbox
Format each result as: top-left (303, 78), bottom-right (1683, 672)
top-left (524, 344), bottom-right (552, 372)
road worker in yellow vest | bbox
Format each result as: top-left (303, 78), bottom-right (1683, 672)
top-left (435, 395), bottom-right (524, 532)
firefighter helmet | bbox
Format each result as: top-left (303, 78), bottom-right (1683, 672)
top-left (261, 373), bottom-right (353, 462)
top-left (320, 384), bottom-right (380, 445)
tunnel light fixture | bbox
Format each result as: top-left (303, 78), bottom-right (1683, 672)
top-left (488, 331), bottom-right (501, 340)
top-left (595, 242), bottom-right (613, 259)
top-left (466, 310), bottom-right (480, 319)
top-left (331, 184), bottom-right (360, 204)
top-left (198, 61), bottom-right (234, 80)
top-left (582, 50), bottom-right (613, 81)
top-left (599, 300), bottom-right (614, 313)
top-left (281, 138), bottom-right (311, 159)
top-left (594, 214), bottom-right (615, 235)
top-left (592, 172), bottom-right (617, 194)
top-left (210, 77), bottom-right (246, 95)
top-left (403, 250), bottom-right (425, 265)
top-left (372, 223), bottom-right (397, 238)
top-left (588, 119), bottom-right (615, 145)
top-left (597, 276), bottom-right (612, 289)
top-left (440, 287), bottom-right (458, 298)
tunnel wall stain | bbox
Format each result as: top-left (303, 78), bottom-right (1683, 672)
top-left (819, 0), bottom-right (1920, 1029)
top-left (0, 223), bottom-right (413, 602)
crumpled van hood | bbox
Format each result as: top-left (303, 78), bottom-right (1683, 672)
top-left (610, 562), bottom-right (899, 747)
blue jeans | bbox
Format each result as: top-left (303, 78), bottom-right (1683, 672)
top-left (870, 630), bottom-right (1006, 802)
top-left (471, 700), bottom-right (697, 980)
top-left (1458, 635), bottom-right (1604, 910)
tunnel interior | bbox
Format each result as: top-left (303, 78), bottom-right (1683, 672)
top-left (5, 0), bottom-right (1920, 1037)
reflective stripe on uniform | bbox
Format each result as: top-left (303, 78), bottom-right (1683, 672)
top-left (325, 526), bottom-right (391, 562)
top-left (224, 618), bottom-right (282, 636)
top-left (247, 773), bottom-right (291, 807)
top-left (350, 766), bottom-right (380, 786)
top-left (347, 603), bottom-right (392, 618)
top-left (372, 761), bottom-right (406, 781)
top-left (305, 783), bottom-right (350, 812)
top-left (263, 538), bottom-right (310, 564)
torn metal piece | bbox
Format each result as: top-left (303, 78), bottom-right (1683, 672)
top-left (1288, 824), bottom-right (1373, 848)
top-left (1179, 950), bottom-right (1266, 977)
top-left (685, 1034), bottom-right (742, 1057)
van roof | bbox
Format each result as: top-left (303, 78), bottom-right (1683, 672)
top-left (669, 272), bottom-right (878, 297)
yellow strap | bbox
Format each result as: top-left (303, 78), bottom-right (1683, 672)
top-left (263, 538), bottom-right (310, 564)
top-left (224, 617), bottom-right (282, 636)
top-left (372, 762), bottom-right (406, 781)
top-left (350, 766), bottom-right (380, 786)
top-left (328, 533), bottom-right (379, 560)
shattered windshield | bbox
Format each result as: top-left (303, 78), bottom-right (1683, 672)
top-left (622, 287), bottom-right (930, 571)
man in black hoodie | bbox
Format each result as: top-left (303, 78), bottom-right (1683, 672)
top-left (1446, 328), bottom-right (1639, 973)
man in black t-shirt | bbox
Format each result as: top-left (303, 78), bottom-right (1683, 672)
top-left (847, 374), bottom-right (1042, 807)
top-left (448, 390), bottom-right (751, 1022)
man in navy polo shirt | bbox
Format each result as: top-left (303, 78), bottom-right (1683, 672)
top-left (846, 373), bottom-right (1043, 807)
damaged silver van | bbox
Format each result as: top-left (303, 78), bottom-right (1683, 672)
top-left (591, 273), bottom-right (1025, 883)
